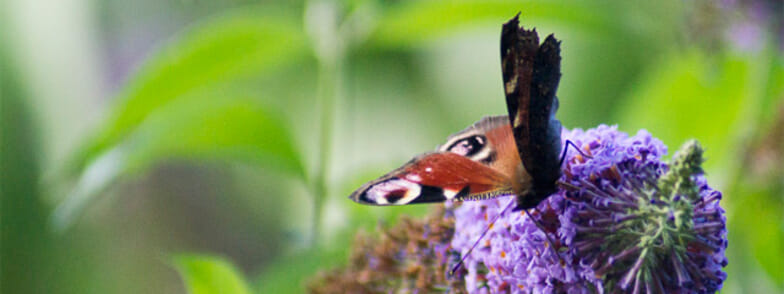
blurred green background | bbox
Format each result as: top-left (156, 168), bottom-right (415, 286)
top-left (1, 0), bottom-right (781, 293)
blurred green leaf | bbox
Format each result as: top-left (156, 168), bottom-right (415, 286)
top-left (53, 7), bottom-right (311, 231)
top-left (756, 54), bottom-right (784, 128)
top-left (369, 0), bottom-right (659, 48)
top-left (733, 187), bottom-right (784, 288)
top-left (728, 50), bottom-right (784, 289)
top-left (616, 50), bottom-right (759, 173)
top-left (173, 255), bottom-right (252, 294)
top-left (53, 93), bottom-right (303, 230)
top-left (120, 93), bottom-right (303, 174)
top-left (255, 248), bottom-right (347, 294)
top-left (68, 9), bottom-right (307, 175)
top-left (1, 37), bottom-right (51, 294)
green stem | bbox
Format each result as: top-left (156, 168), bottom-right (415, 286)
top-left (306, 0), bottom-right (346, 246)
top-left (310, 60), bottom-right (341, 246)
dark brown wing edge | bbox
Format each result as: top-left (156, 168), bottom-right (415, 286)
top-left (501, 14), bottom-right (563, 209)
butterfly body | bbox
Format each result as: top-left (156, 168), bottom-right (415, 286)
top-left (350, 15), bottom-right (563, 212)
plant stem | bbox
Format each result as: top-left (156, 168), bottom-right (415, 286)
top-left (311, 60), bottom-right (341, 246)
top-left (306, 0), bottom-right (345, 246)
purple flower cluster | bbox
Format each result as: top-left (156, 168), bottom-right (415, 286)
top-left (451, 125), bottom-right (728, 293)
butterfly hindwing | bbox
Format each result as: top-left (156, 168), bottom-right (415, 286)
top-left (349, 152), bottom-right (513, 206)
top-left (501, 15), bottom-right (563, 209)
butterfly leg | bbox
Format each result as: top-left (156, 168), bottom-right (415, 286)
top-left (526, 208), bottom-right (563, 264)
top-left (559, 139), bottom-right (592, 166)
top-left (557, 140), bottom-right (590, 201)
top-left (449, 198), bottom-right (516, 276)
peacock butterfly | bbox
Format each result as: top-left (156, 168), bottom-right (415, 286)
top-left (349, 14), bottom-right (564, 213)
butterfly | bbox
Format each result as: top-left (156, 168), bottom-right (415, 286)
top-left (349, 15), bottom-right (566, 212)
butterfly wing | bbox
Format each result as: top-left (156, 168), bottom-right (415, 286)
top-left (349, 152), bottom-right (513, 205)
top-left (350, 117), bottom-right (519, 206)
top-left (501, 15), bottom-right (563, 209)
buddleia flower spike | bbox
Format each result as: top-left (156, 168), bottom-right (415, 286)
top-left (452, 126), bottom-right (728, 293)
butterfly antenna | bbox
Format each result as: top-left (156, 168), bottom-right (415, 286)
top-left (525, 207), bottom-right (563, 263)
top-left (449, 198), bottom-right (516, 276)
top-left (559, 140), bottom-right (592, 166)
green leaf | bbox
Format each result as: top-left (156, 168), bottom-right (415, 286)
top-left (732, 187), bottom-right (784, 289)
top-left (52, 8), bottom-right (310, 231)
top-left (121, 93), bottom-right (303, 175)
top-left (68, 9), bottom-right (307, 175)
top-left (255, 248), bottom-right (348, 294)
top-left (615, 50), bottom-right (761, 175)
top-left (1, 38), bottom-right (53, 294)
top-left (369, 0), bottom-right (664, 48)
top-left (52, 93), bottom-right (303, 231)
top-left (726, 49), bottom-right (784, 290)
top-left (173, 255), bottom-right (252, 294)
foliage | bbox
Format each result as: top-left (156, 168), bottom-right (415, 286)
top-left (173, 255), bottom-right (252, 294)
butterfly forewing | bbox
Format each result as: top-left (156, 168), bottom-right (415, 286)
top-left (439, 116), bottom-right (521, 175)
top-left (349, 152), bottom-right (513, 205)
top-left (349, 117), bottom-right (519, 206)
